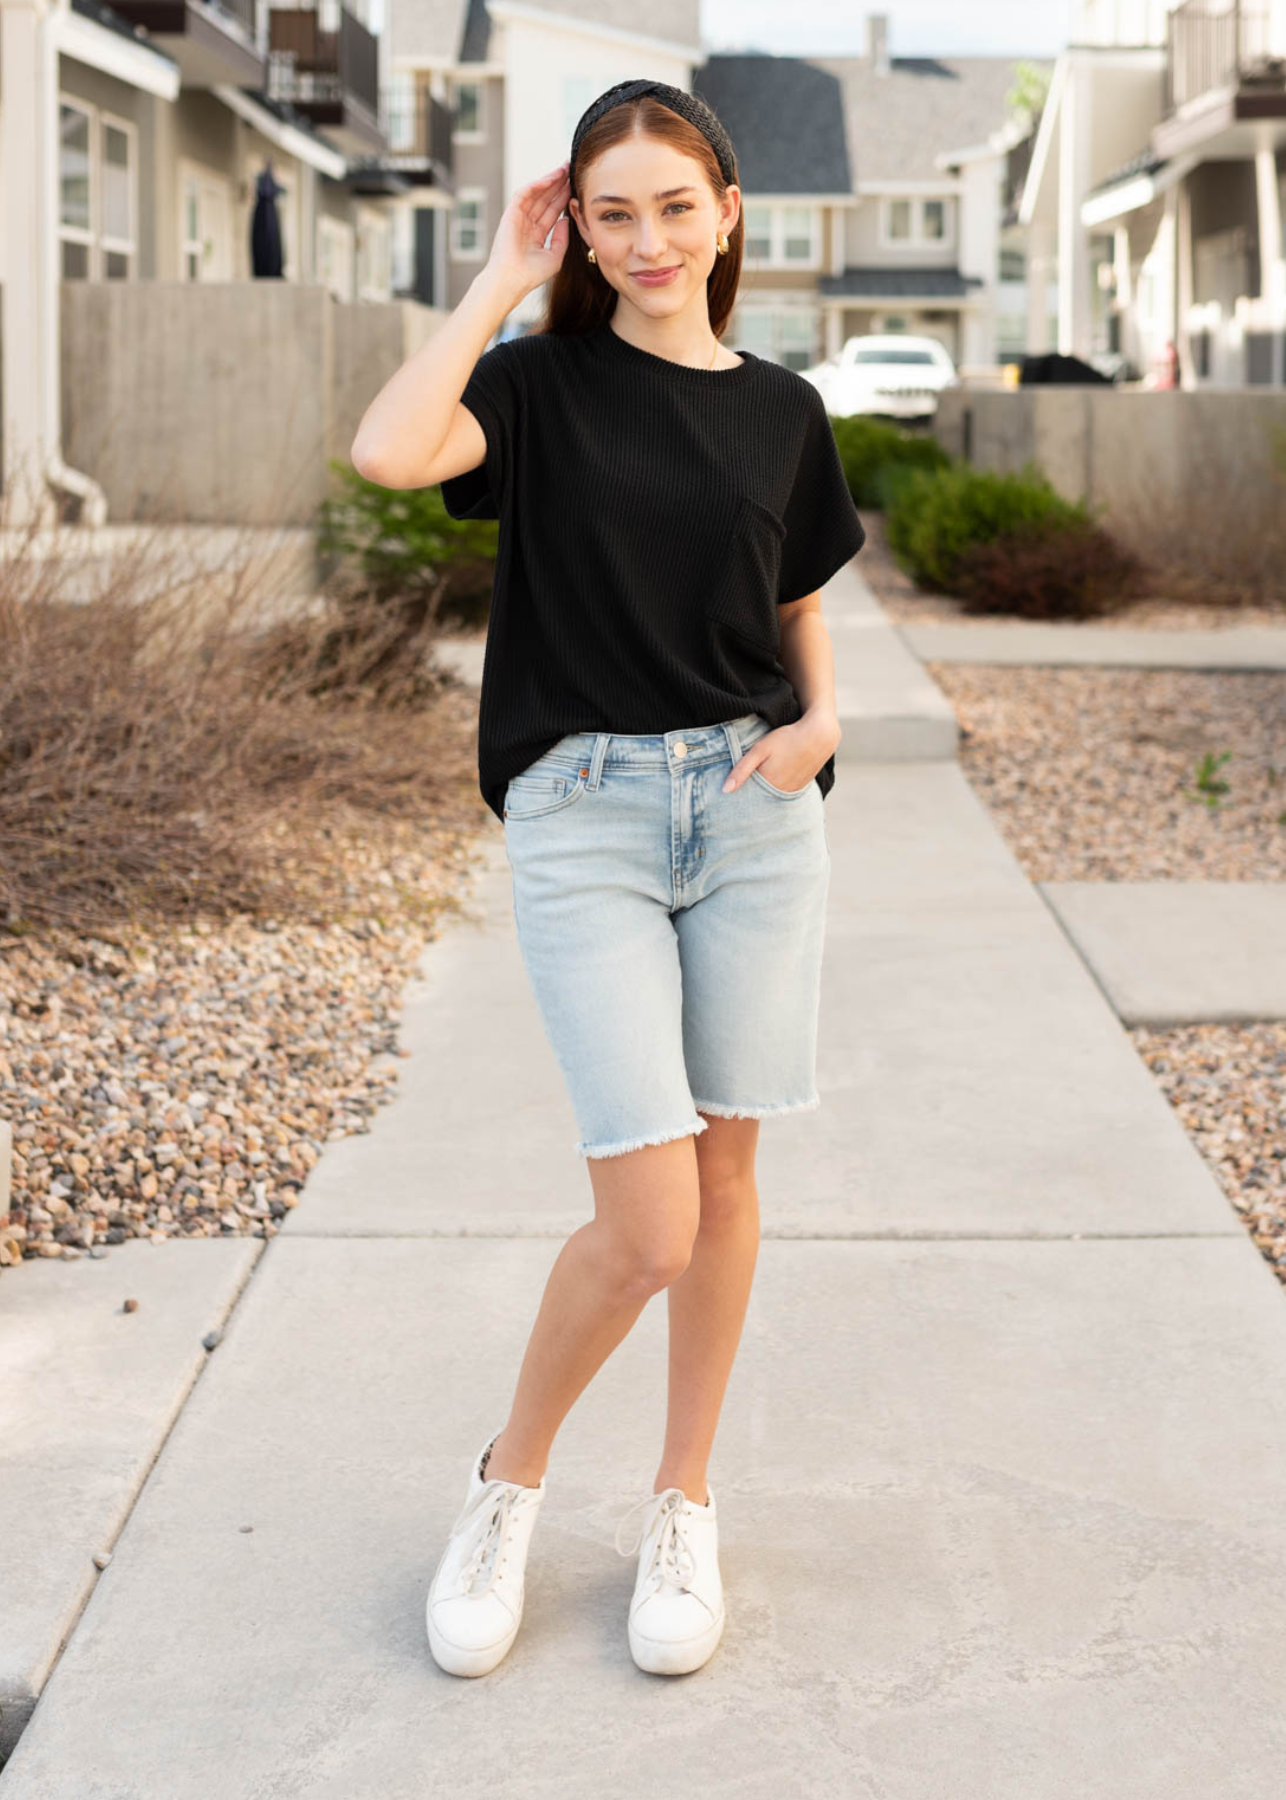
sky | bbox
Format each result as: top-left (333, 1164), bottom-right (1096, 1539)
top-left (701, 0), bottom-right (1078, 59)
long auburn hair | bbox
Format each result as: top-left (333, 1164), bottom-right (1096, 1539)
top-left (534, 94), bottom-right (744, 340)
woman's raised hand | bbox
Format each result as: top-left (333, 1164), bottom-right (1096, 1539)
top-left (485, 163), bottom-right (573, 297)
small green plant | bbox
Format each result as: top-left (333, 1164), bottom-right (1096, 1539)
top-left (1185, 750), bottom-right (1233, 810)
top-left (826, 414), bottom-right (951, 510)
top-left (318, 458), bottom-right (497, 632)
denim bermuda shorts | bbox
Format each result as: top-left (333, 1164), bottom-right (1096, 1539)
top-left (501, 711), bottom-right (831, 1160)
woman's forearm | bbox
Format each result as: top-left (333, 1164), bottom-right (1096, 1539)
top-left (349, 267), bottom-right (527, 488)
top-left (779, 607), bottom-right (841, 745)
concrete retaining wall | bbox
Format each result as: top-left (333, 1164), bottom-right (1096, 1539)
top-left (932, 387), bottom-right (1286, 555)
top-left (55, 284), bottom-right (447, 527)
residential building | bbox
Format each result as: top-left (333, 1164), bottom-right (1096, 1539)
top-left (391, 4), bottom-right (1047, 371)
top-left (1016, 0), bottom-right (1286, 385)
top-left (701, 15), bottom-right (1049, 369)
top-left (382, 0), bottom-right (703, 316)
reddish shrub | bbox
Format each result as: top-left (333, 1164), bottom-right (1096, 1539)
top-left (951, 520), bottom-right (1148, 620)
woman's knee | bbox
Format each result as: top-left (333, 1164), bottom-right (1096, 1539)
top-left (595, 1224), bottom-right (696, 1296)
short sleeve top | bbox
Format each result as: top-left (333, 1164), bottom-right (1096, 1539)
top-left (439, 320), bottom-right (866, 821)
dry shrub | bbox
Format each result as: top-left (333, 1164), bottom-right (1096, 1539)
top-left (953, 520), bottom-right (1149, 620)
top-left (0, 495), bottom-right (482, 938)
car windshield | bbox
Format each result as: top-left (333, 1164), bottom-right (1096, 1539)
top-left (853, 348), bottom-right (938, 365)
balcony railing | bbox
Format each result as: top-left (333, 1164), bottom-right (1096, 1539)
top-left (268, 4), bottom-right (378, 120)
top-left (1164, 1), bottom-right (1281, 113)
top-left (380, 89), bottom-right (455, 171)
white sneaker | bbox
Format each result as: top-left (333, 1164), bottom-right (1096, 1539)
top-left (425, 1428), bottom-right (547, 1677)
top-left (614, 1484), bottom-right (726, 1674)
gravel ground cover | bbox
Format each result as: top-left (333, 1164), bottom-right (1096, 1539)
top-left (858, 514), bottom-right (1286, 1288)
top-left (0, 690), bottom-right (489, 1273)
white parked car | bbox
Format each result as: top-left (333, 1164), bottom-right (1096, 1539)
top-left (803, 334), bottom-right (959, 421)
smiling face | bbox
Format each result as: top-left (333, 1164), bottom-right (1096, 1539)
top-left (569, 132), bottom-right (740, 322)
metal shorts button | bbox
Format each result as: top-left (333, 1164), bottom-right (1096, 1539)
top-left (673, 740), bottom-right (688, 758)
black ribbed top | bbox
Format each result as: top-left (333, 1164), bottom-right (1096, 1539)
top-left (439, 319), bottom-right (866, 821)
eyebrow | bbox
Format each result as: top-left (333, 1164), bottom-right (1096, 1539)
top-left (588, 186), bottom-right (698, 205)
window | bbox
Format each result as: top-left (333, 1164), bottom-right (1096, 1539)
top-left (732, 305), bottom-right (821, 371)
top-left (452, 188), bottom-right (486, 259)
top-left (740, 202), bottom-right (820, 268)
top-left (319, 216), bottom-right (355, 301)
top-left (357, 210), bottom-right (391, 301)
top-left (101, 120), bottom-right (134, 279)
top-left (744, 202), bottom-right (773, 261)
top-left (59, 98), bottom-right (136, 280)
top-left (878, 195), bottom-right (953, 248)
top-left (453, 81), bottom-right (482, 138)
top-left (387, 70), bottom-right (416, 152)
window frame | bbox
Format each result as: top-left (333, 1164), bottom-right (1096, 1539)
top-left (451, 186), bottom-right (487, 261)
top-left (58, 95), bottom-right (138, 281)
top-left (741, 201), bottom-right (822, 270)
top-left (877, 194), bottom-right (954, 249)
top-left (730, 301), bottom-right (823, 371)
top-left (452, 79), bottom-right (484, 142)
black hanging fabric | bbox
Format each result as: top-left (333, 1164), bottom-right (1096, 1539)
top-left (250, 164), bottom-right (285, 278)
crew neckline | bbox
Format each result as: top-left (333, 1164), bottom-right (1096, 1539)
top-left (592, 320), bottom-right (761, 383)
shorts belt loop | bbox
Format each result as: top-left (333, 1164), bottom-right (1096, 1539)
top-left (586, 731), bottom-right (609, 790)
top-left (721, 717), bottom-right (744, 767)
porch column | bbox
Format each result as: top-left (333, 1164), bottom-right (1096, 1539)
top-left (1176, 173), bottom-right (1194, 387)
top-left (1026, 217), bottom-right (1054, 352)
top-left (1254, 138), bottom-right (1285, 387)
top-left (1057, 47), bottom-right (1094, 356)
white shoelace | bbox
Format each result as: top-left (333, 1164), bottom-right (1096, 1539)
top-left (450, 1481), bottom-right (535, 1596)
top-left (613, 1489), bottom-right (697, 1590)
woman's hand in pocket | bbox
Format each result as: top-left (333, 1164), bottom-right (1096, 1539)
top-left (722, 714), bottom-right (841, 794)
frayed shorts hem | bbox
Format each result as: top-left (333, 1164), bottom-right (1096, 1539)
top-left (576, 1115), bottom-right (710, 1160)
top-left (574, 1095), bottom-right (821, 1156)
top-left (692, 1095), bottom-right (821, 1120)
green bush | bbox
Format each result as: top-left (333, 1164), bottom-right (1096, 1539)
top-left (884, 459), bottom-right (1093, 592)
top-left (318, 458), bottom-right (498, 634)
top-left (826, 413), bottom-right (951, 509)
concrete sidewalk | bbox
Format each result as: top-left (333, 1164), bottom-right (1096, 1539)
top-left (898, 618), bottom-right (1286, 670)
top-left (3, 563), bottom-right (1286, 1798)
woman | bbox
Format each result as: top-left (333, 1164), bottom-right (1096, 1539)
top-left (351, 79), bottom-right (865, 1679)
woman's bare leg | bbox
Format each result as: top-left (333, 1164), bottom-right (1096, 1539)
top-left (483, 1133), bottom-right (703, 1487)
top-left (653, 1114), bottom-right (761, 1505)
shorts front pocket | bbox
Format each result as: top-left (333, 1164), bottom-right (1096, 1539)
top-left (749, 767), bottom-right (815, 800)
top-left (704, 495), bottom-right (788, 652)
top-left (503, 768), bottom-right (588, 820)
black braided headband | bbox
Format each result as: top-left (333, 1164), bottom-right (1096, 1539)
top-left (569, 79), bottom-right (738, 190)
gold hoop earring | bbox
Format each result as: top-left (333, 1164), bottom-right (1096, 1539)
top-left (716, 233), bottom-right (729, 255)
top-left (587, 247), bottom-right (597, 264)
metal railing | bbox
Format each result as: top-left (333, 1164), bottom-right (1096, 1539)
top-left (267, 4), bottom-right (378, 118)
top-left (1164, 1), bottom-right (1280, 112)
top-left (379, 89), bottom-right (455, 170)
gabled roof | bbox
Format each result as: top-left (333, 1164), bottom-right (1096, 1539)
top-left (459, 0), bottom-right (491, 61)
top-left (693, 54), bottom-right (852, 194)
top-left (810, 51), bottom-right (1049, 184)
